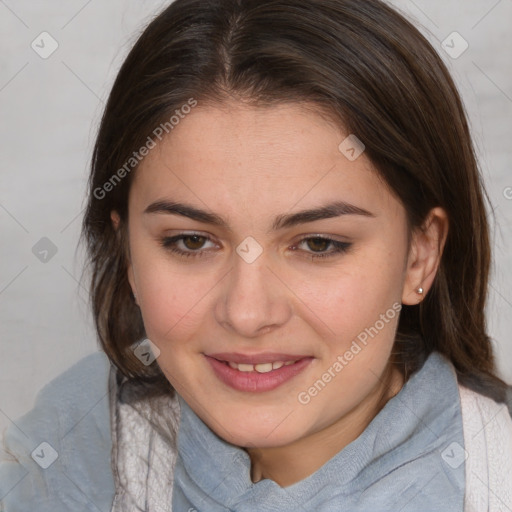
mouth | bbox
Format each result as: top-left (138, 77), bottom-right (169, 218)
top-left (204, 353), bottom-right (314, 392)
top-left (214, 358), bottom-right (300, 373)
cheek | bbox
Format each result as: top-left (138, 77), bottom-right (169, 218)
top-left (132, 249), bottom-right (208, 343)
top-left (297, 244), bottom-right (404, 339)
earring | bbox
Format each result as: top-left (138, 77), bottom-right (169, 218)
top-left (417, 287), bottom-right (424, 294)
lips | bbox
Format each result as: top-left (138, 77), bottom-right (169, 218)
top-left (204, 354), bottom-right (314, 392)
top-left (205, 352), bottom-right (310, 365)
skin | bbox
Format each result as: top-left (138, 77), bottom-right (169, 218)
top-left (111, 100), bottom-right (448, 488)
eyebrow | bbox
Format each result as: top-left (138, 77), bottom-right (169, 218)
top-left (144, 200), bottom-right (375, 233)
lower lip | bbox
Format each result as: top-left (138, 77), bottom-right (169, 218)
top-left (204, 355), bottom-right (313, 392)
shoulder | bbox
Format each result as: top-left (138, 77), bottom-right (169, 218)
top-left (458, 384), bottom-right (512, 511)
top-left (0, 352), bottom-right (115, 512)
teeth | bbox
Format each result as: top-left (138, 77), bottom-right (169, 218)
top-left (255, 363), bottom-right (273, 373)
top-left (226, 360), bottom-right (297, 372)
top-left (238, 363), bottom-right (255, 372)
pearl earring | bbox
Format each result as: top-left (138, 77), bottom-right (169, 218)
top-left (417, 287), bottom-right (424, 294)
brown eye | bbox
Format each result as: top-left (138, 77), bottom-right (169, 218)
top-left (181, 235), bottom-right (207, 250)
top-left (160, 233), bottom-right (216, 259)
top-left (306, 237), bottom-right (331, 252)
top-left (295, 236), bottom-right (352, 260)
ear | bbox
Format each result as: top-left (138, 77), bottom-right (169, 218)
top-left (402, 207), bottom-right (449, 305)
top-left (110, 210), bottom-right (138, 305)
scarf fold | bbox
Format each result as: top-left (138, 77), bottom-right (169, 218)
top-left (111, 351), bottom-right (466, 511)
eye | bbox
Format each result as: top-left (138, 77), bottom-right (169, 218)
top-left (293, 236), bottom-right (352, 260)
top-left (160, 233), bottom-right (217, 258)
top-left (160, 233), bottom-right (352, 261)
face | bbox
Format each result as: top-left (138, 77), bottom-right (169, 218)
top-left (120, 101), bottom-right (421, 449)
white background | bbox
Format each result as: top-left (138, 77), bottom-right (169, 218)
top-left (1, 0), bottom-right (511, 435)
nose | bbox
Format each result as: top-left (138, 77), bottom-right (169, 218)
top-left (215, 249), bottom-right (292, 338)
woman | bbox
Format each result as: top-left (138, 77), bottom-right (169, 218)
top-left (1, 0), bottom-right (511, 510)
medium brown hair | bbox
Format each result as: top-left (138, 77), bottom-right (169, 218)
top-left (80, 0), bottom-right (509, 401)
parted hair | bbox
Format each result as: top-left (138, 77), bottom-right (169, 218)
top-left (80, 0), bottom-right (509, 401)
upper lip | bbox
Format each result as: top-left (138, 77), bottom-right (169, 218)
top-left (205, 352), bottom-right (312, 365)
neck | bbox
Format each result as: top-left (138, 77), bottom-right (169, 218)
top-left (245, 362), bottom-right (405, 488)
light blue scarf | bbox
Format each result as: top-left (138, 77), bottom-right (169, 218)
top-left (172, 351), bottom-right (465, 511)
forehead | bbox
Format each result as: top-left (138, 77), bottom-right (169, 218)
top-left (129, 101), bottom-right (396, 221)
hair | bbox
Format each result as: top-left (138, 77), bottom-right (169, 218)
top-left (80, 0), bottom-right (509, 402)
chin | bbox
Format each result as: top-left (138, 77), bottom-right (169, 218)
top-left (206, 408), bottom-right (308, 448)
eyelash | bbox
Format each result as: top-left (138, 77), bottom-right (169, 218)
top-left (159, 233), bottom-right (352, 260)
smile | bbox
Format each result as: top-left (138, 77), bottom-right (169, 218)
top-left (204, 354), bottom-right (314, 392)
top-left (225, 360), bottom-right (297, 372)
